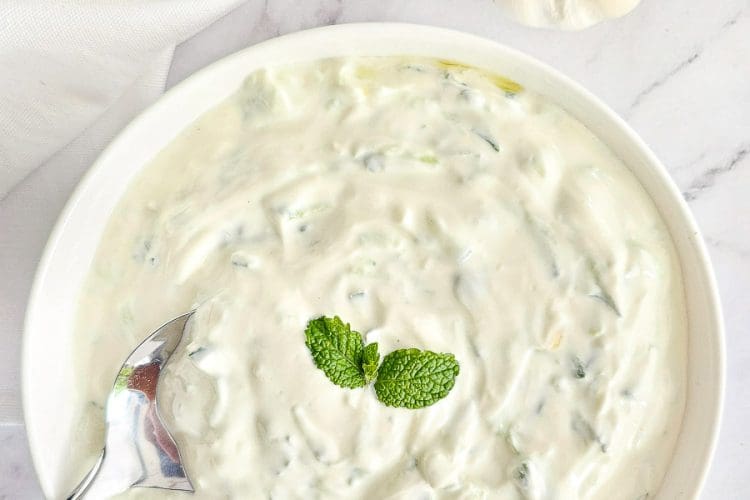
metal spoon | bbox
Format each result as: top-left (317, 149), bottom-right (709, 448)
top-left (67, 312), bottom-right (195, 499)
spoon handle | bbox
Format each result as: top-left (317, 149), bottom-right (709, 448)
top-left (66, 450), bottom-right (105, 500)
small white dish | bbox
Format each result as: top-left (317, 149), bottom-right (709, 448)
top-left (23, 23), bottom-right (724, 499)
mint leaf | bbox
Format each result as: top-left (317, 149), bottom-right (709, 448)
top-left (374, 349), bottom-right (460, 409)
top-left (362, 342), bottom-right (380, 383)
top-left (304, 316), bottom-right (366, 388)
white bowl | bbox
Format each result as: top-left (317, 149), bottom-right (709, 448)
top-left (23, 23), bottom-right (724, 499)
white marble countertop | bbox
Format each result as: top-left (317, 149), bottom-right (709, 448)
top-left (1, 0), bottom-right (748, 497)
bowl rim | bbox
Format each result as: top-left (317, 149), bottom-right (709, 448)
top-left (22, 22), bottom-right (725, 498)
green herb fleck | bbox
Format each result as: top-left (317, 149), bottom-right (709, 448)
top-left (512, 462), bottom-right (530, 489)
top-left (304, 316), bottom-right (366, 389)
top-left (473, 130), bottom-right (500, 152)
top-left (589, 290), bottom-right (621, 316)
top-left (572, 356), bottom-right (586, 379)
top-left (374, 349), bottom-right (460, 409)
top-left (586, 259), bottom-right (621, 317)
top-left (418, 154), bottom-right (438, 165)
top-left (571, 412), bottom-right (608, 453)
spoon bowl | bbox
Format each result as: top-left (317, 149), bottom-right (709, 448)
top-left (67, 312), bottom-right (195, 499)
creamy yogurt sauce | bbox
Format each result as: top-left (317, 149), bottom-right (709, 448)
top-left (72, 57), bottom-right (686, 499)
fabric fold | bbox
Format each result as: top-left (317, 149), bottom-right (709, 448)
top-left (0, 0), bottom-right (245, 197)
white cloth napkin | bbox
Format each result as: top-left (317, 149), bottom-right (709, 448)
top-left (0, 0), bottom-right (245, 199)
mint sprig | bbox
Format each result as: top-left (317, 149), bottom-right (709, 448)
top-left (304, 316), bottom-right (459, 409)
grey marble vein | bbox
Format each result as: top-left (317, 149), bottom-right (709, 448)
top-left (258, 0), bottom-right (282, 37)
top-left (722, 8), bottom-right (744, 28)
top-left (629, 51), bottom-right (701, 111)
top-left (683, 145), bottom-right (749, 201)
top-left (627, 8), bottom-right (745, 113)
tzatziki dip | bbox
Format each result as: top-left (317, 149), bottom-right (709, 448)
top-left (71, 57), bottom-right (687, 499)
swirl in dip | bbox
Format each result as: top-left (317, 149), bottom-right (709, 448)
top-left (72, 57), bottom-right (686, 499)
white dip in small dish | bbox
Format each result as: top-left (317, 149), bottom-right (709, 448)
top-left (71, 56), bottom-right (686, 499)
